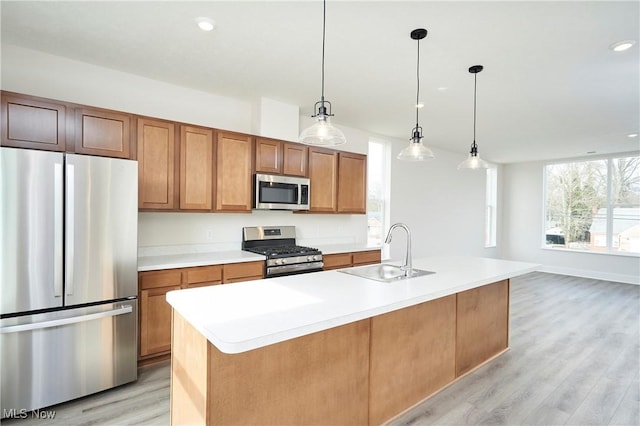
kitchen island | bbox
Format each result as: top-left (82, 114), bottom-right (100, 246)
top-left (166, 256), bottom-right (538, 425)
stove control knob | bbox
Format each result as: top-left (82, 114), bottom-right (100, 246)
top-left (281, 258), bottom-right (287, 264)
top-left (307, 256), bottom-right (314, 261)
top-left (275, 259), bottom-right (283, 265)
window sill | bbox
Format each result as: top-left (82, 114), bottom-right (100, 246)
top-left (541, 246), bottom-right (640, 258)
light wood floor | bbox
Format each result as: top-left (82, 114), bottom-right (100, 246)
top-left (3, 272), bottom-right (639, 426)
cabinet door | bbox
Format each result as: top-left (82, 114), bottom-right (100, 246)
top-left (140, 285), bottom-right (181, 357)
top-left (352, 250), bottom-right (381, 266)
top-left (456, 280), bottom-right (509, 376)
top-left (255, 137), bottom-right (282, 174)
top-left (1, 93), bottom-right (67, 151)
top-left (308, 147), bottom-right (338, 212)
top-left (282, 142), bottom-right (308, 177)
top-left (323, 253), bottom-right (352, 270)
top-left (223, 261), bottom-right (264, 283)
top-left (75, 107), bottom-right (131, 158)
top-left (337, 152), bottom-right (367, 214)
top-left (184, 265), bottom-right (222, 288)
top-left (137, 118), bottom-right (177, 210)
top-left (180, 126), bottom-right (213, 210)
top-left (215, 131), bottom-right (253, 212)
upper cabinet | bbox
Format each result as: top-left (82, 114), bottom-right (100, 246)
top-left (215, 131), bottom-right (253, 212)
top-left (1, 93), bottom-right (67, 151)
top-left (137, 118), bottom-right (177, 210)
top-left (180, 125), bottom-right (213, 211)
top-left (337, 152), bottom-right (367, 214)
top-left (255, 137), bottom-right (307, 177)
top-left (74, 107), bottom-right (132, 158)
top-left (308, 148), bottom-right (367, 214)
top-left (308, 147), bottom-right (339, 212)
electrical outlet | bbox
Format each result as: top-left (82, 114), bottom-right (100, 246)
top-left (206, 229), bottom-right (214, 241)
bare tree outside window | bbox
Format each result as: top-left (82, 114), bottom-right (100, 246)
top-left (544, 155), bottom-right (640, 254)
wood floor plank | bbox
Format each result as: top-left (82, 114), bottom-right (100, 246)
top-left (3, 272), bottom-right (638, 426)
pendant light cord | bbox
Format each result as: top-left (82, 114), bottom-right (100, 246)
top-left (320, 0), bottom-right (326, 103)
top-left (473, 71), bottom-right (477, 146)
top-left (415, 37), bottom-right (420, 128)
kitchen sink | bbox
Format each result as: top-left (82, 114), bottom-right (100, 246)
top-left (338, 263), bottom-right (435, 283)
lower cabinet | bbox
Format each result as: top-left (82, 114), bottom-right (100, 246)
top-left (323, 249), bottom-right (381, 270)
top-left (138, 261), bottom-right (264, 365)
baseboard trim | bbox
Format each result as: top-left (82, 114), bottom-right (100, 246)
top-left (539, 265), bottom-right (639, 285)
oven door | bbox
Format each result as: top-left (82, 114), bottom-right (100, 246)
top-left (255, 174), bottom-right (310, 210)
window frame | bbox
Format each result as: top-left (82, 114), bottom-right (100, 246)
top-left (542, 152), bottom-right (640, 257)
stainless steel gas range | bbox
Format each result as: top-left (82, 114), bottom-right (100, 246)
top-left (242, 226), bottom-right (323, 278)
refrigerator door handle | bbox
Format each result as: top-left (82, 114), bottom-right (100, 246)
top-left (65, 163), bottom-right (75, 296)
top-left (54, 162), bottom-right (63, 297)
top-left (0, 305), bottom-right (133, 334)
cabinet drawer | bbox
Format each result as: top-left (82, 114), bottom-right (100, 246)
top-left (139, 270), bottom-right (183, 290)
top-left (184, 265), bottom-right (222, 285)
top-left (352, 250), bottom-right (381, 266)
top-left (323, 253), bottom-right (353, 270)
top-left (223, 261), bottom-right (264, 283)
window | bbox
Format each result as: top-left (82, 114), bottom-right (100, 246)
top-left (543, 154), bottom-right (640, 255)
top-left (485, 167), bottom-right (497, 247)
top-left (367, 139), bottom-right (391, 258)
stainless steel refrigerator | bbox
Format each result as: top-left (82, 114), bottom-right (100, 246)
top-left (1, 147), bottom-right (138, 414)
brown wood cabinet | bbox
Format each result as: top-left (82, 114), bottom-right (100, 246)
top-left (1, 93), bottom-right (67, 151)
top-left (282, 142), bottom-right (308, 176)
top-left (180, 125), bottom-right (213, 210)
top-left (255, 137), bottom-right (308, 177)
top-left (456, 279), bottom-right (509, 376)
top-left (138, 261), bottom-right (264, 365)
top-left (337, 152), bottom-right (367, 214)
top-left (323, 249), bottom-right (381, 270)
top-left (74, 107), bottom-right (132, 158)
top-left (137, 118), bottom-right (177, 210)
top-left (308, 147), bottom-right (339, 212)
top-left (215, 131), bottom-right (253, 212)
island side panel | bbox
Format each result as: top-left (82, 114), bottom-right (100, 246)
top-left (369, 294), bottom-right (457, 425)
top-left (171, 311), bottom-right (209, 425)
top-left (207, 319), bottom-right (370, 425)
top-left (455, 279), bottom-right (510, 376)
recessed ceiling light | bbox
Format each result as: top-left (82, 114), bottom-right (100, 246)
top-left (628, 133), bottom-right (638, 138)
top-left (609, 40), bottom-right (635, 52)
top-left (196, 17), bottom-right (216, 32)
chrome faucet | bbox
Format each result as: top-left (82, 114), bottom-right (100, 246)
top-left (384, 223), bottom-right (412, 276)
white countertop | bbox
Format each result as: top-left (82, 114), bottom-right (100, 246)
top-left (166, 256), bottom-right (539, 354)
top-left (138, 244), bottom-right (381, 271)
top-left (138, 250), bottom-right (265, 271)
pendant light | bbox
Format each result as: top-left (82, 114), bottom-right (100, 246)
top-left (458, 65), bottom-right (490, 170)
top-left (299, 0), bottom-right (346, 146)
top-left (397, 28), bottom-right (434, 161)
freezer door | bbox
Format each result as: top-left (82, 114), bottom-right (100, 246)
top-left (1, 148), bottom-right (64, 315)
top-left (65, 154), bottom-right (138, 306)
top-left (0, 300), bottom-right (138, 413)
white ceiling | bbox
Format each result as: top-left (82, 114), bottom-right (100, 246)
top-left (1, 0), bottom-right (638, 163)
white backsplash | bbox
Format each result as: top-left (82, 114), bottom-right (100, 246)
top-left (138, 211), bottom-right (368, 257)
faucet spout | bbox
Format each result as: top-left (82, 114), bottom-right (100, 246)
top-left (384, 223), bottom-right (412, 275)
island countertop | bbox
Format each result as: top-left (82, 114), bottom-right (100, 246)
top-left (166, 256), bottom-right (538, 354)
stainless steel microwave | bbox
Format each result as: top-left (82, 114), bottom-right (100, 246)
top-left (254, 173), bottom-right (310, 210)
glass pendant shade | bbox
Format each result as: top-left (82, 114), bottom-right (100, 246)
top-left (299, 111), bottom-right (346, 146)
top-left (398, 128), bottom-right (434, 161)
top-left (457, 152), bottom-right (490, 169)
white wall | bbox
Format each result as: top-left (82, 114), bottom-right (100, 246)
top-left (387, 142), bottom-right (500, 262)
top-left (503, 161), bottom-right (639, 284)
